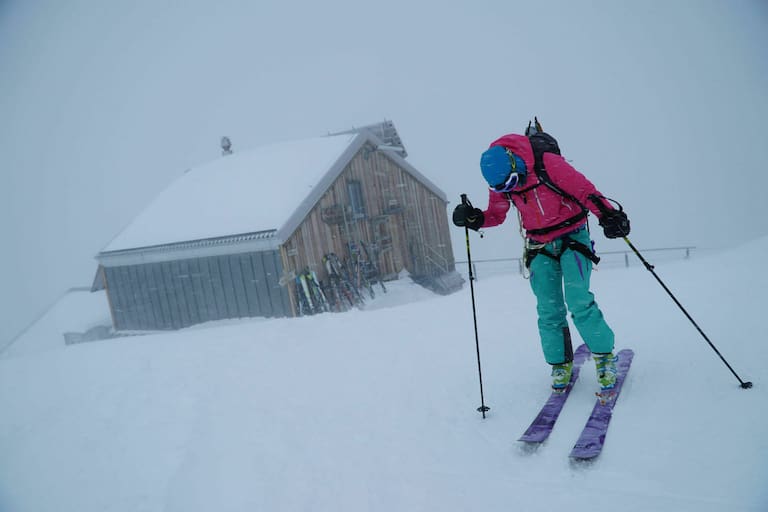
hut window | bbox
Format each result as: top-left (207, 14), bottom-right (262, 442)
top-left (347, 180), bottom-right (366, 218)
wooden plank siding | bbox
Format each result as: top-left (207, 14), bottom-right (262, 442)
top-left (280, 144), bottom-right (456, 316)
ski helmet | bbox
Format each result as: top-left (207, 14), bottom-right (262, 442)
top-left (480, 145), bottom-right (527, 192)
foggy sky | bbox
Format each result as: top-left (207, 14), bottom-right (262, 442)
top-left (1, 0), bottom-right (766, 348)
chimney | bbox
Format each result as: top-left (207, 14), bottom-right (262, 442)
top-left (221, 136), bottom-right (233, 156)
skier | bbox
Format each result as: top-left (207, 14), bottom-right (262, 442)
top-left (452, 121), bottom-right (630, 393)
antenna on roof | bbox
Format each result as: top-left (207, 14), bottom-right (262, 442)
top-left (221, 136), bottom-right (233, 156)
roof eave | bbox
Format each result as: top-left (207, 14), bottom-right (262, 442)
top-left (96, 230), bottom-right (280, 267)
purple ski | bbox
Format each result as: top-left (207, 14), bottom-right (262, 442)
top-left (518, 344), bottom-right (591, 444)
top-left (569, 348), bottom-right (634, 460)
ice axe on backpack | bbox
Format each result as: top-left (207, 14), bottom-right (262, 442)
top-left (595, 197), bottom-right (752, 389)
top-left (525, 116), bottom-right (544, 136)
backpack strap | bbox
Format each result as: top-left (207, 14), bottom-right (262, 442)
top-left (520, 132), bottom-right (591, 237)
top-left (564, 236), bottom-right (601, 265)
top-left (525, 235), bottom-right (600, 268)
top-left (524, 211), bottom-right (589, 238)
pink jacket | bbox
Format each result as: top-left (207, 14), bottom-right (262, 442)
top-left (481, 134), bottom-right (613, 243)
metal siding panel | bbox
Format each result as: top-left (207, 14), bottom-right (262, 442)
top-left (144, 264), bottom-right (164, 329)
top-left (150, 263), bottom-right (173, 330)
top-left (250, 253), bottom-right (272, 317)
top-left (105, 267), bottom-right (127, 330)
top-left (120, 266), bottom-right (139, 329)
top-left (119, 266), bottom-right (139, 329)
top-left (206, 256), bottom-right (228, 320)
top-left (120, 267), bottom-right (141, 329)
top-left (240, 254), bottom-right (261, 317)
top-left (196, 258), bottom-right (219, 321)
top-left (228, 254), bottom-right (250, 318)
top-left (190, 259), bottom-right (209, 324)
top-left (142, 263), bottom-right (162, 328)
top-left (134, 265), bottom-right (159, 329)
top-left (181, 259), bottom-right (201, 324)
top-left (118, 266), bottom-right (138, 329)
top-left (171, 260), bottom-right (193, 327)
top-left (111, 266), bottom-right (130, 329)
top-left (261, 252), bottom-right (280, 316)
top-left (217, 256), bottom-right (240, 318)
top-left (107, 249), bottom-right (295, 328)
top-left (161, 261), bottom-right (184, 329)
top-left (102, 267), bottom-right (118, 329)
top-left (159, 261), bottom-right (181, 329)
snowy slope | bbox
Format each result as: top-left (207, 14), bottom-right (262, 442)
top-left (1, 289), bottom-right (112, 358)
top-left (0, 238), bottom-right (766, 512)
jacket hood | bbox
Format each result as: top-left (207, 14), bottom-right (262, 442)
top-left (488, 134), bottom-right (534, 170)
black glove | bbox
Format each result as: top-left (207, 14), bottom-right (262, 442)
top-left (452, 203), bottom-right (484, 231)
top-left (599, 209), bottom-right (630, 238)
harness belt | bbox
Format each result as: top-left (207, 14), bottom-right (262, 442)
top-left (524, 210), bottom-right (589, 237)
top-left (525, 235), bottom-right (601, 269)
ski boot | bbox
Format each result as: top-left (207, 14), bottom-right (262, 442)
top-left (551, 361), bottom-right (574, 393)
top-left (594, 352), bottom-right (618, 404)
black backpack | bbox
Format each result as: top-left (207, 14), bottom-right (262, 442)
top-left (511, 117), bottom-right (589, 237)
top-left (525, 117), bottom-right (561, 168)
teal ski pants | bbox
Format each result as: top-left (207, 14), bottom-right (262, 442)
top-left (528, 227), bottom-right (614, 365)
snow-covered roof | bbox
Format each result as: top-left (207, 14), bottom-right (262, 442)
top-left (99, 128), bottom-right (446, 261)
top-left (102, 133), bottom-right (360, 253)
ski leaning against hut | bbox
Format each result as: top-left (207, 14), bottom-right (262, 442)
top-left (452, 118), bottom-right (631, 396)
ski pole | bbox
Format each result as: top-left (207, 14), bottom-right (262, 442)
top-left (621, 236), bottom-right (752, 389)
top-left (591, 195), bottom-right (751, 389)
top-left (460, 194), bottom-right (491, 417)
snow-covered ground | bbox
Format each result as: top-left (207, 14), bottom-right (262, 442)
top-left (1, 237), bottom-right (766, 512)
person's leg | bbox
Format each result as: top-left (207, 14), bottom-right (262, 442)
top-left (560, 230), bottom-right (617, 389)
top-left (560, 230), bottom-right (615, 355)
top-left (529, 242), bottom-right (573, 364)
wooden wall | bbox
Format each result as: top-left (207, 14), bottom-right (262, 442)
top-left (280, 143), bottom-right (456, 316)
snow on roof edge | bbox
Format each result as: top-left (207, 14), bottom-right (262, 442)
top-left (275, 133), bottom-right (366, 243)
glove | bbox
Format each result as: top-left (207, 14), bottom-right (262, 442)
top-left (599, 209), bottom-right (630, 239)
top-left (452, 203), bottom-right (484, 231)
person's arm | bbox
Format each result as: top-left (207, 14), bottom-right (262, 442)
top-left (543, 153), bottom-right (630, 238)
top-left (452, 190), bottom-right (511, 231)
top-left (481, 189), bottom-right (512, 228)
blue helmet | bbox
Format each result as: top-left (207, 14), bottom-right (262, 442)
top-left (480, 145), bottom-right (527, 192)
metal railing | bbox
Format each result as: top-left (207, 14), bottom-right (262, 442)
top-left (457, 246), bottom-right (695, 280)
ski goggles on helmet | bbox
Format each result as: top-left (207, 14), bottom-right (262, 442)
top-left (491, 170), bottom-right (522, 192)
top-left (490, 152), bottom-right (526, 193)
